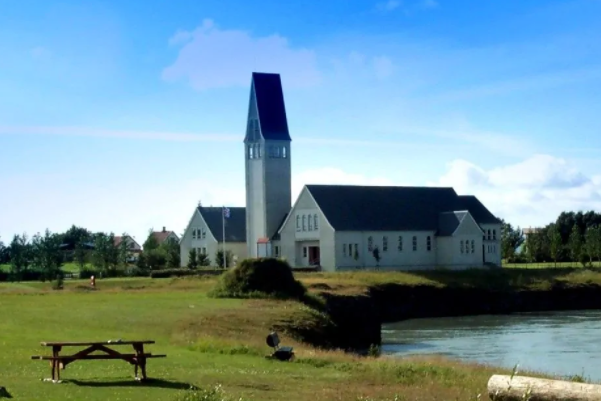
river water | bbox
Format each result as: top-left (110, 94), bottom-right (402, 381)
top-left (382, 310), bottom-right (601, 381)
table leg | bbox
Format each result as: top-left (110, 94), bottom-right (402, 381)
top-left (52, 346), bottom-right (62, 382)
top-left (133, 343), bottom-right (147, 381)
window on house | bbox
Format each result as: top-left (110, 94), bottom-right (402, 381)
top-left (202, 247), bottom-right (207, 255)
top-left (314, 214), bottom-right (319, 230)
top-left (382, 236), bottom-right (388, 252)
top-left (354, 244), bottom-right (359, 258)
top-left (202, 229), bottom-right (206, 239)
top-left (398, 236), bottom-right (403, 251)
top-left (493, 229), bottom-right (497, 240)
top-left (282, 147), bottom-right (287, 158)
top-left (192, 229), bottom-right (196, 239)
top-left (249, 145), bottom-right (254, 159)
top-left (296, 215), bottom-right (300, 231)
top-left (412, 236), bottom-right (417, 251)
top-left (460, 240), bottom-right (464, 254)
top-left (368, 236), bottom-right (373, 252)
top-left (487, 229), bottom-right (491, 240)
top-left (427, 236), bottom-right (431, 251)
top-left (343, 244), bottom-right (347, 257)
top-left (308, 215), bottom-right (313, 231)
top-left (275, 246), bottom-right (280, 257)
top-left (471, 240), bottom-right (475, 253)
top-left (303, 247), bottom-right (307, 258)
top-left (302, 215), bottom-right (306, 231)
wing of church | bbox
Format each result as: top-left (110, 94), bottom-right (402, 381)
top-left (179, 72), bottom-right (503, 270)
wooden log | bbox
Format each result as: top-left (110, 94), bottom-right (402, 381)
top-left (488, 374), bottom-right (601, 401)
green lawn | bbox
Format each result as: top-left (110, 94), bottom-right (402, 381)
top-left (503, 261), bottom-right (601, 269)
top-left (0, 276), bottom-right (524, 401)
top-left (0, 262), bottom-right (89, 273)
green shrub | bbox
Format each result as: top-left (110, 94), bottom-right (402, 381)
top-left (150, 268), bottom-right (222, 279)
top-left (210, 258), bottom-right (306, 299)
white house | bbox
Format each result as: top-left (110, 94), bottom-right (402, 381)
top-left (180, 72), bottom-right (502, 270)
top-left (180, 206), bottom-right (247, 267)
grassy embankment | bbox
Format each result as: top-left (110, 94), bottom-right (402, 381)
top-left (2, 268), bottom-right (601, 400)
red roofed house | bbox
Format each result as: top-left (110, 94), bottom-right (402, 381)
top-left (150, 227), bottom-right (180, 248)
top-left (113, 235), bottom-right (143, 261)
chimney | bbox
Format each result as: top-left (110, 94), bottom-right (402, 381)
top-left (162, 226), bottom-right (166, 232)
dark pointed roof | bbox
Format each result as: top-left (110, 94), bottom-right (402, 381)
top-left (438, 211), bottom-right (470, 236)
top-left (252, 72), bottom-right (291, 141)
top-left (197, 207), bottom-right (246, 242)
top-left (305, 185), bottom-right (501, 232)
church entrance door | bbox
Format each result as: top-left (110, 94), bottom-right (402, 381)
top-left (308, 246), bottom-right (320, 266)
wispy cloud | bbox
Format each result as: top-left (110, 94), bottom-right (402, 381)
top-left (376, 0), bottom-right (402, 12)
top-left (162, 19), bottom-right (321, 90)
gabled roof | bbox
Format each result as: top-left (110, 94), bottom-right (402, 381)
top-left (305, 184), bottom-right (500, 232)
top-left (438, 211), bottom-right (469, 236)
top-left (151, 229), bottom-right (179, 244)
top-left (455, 195), bottom-right (501, 224)
top-left (252, 72), bottom-right (291, 141)
top-left (114, 235), bottom-right (140, 248)
top-left (197, 206), bottom-right (246, 242)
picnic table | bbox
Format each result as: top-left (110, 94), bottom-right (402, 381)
top-left (31, 340), bottom-right (166, 382)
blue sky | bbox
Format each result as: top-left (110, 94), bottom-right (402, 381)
top-left (1, 0), bottom-right (601, 244)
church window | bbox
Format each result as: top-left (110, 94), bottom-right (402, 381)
top-left (256, 144), bottom-right (261, 158)
top-left (249, 145), bottom-right (254, 159)
top-left (275, 146), bottom-right (281, 158)
top-left (412, 236), bottom-right (417, 251)
top-left (303, 247), bottom-right (307, 258)
top-left (487, 229), bottom-right (491, 240)
top-left (427, 236), bottom-right (431, 251)
top-left (282, 147), bottom-right (287, 158)
top-left (192, 229), bottom-right (197, 239)
top-left (202, 247), bottom-right (207, 255)
top-left (302, 215), bottom-right (306, 231)
top-left (274, 246), bottom-right (280, 257)
top-left (296, 215), bottom-right (300, 231)
top-left (471, 240), bottom-right (475, 253)
top-left (493, 229), bottom-right (497, 240)
top-left (367, 236), bottom-right (373, 252)
top-left (460, 240), bottom-right (464, 254)
top-left (308, 215), bottom-right (313, 230)
top-left (201, 228), bottom-right (206, 239)
top-left (343, 244), bottom-right (347, 257)
top-left (383, 236), bottom-right (388, 252)
top-left (397, 236), bottom-right (403, 251)
top-left (354, 244), bottom-right (359, 258)
top-left (314, 214), bottom-right (319, 230)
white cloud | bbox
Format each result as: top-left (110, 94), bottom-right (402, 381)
top-left (162, 19), bottom-right (321, 90)
top-left (376, 0), bottom-right (402, 12)
top-left (432, 154), bottom-right (601, 228)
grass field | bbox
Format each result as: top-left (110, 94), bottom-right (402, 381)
top-left (0, 274), bottom-right (557, 401)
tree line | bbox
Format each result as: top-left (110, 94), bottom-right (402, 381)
top-left (501, 211), bottom-right (601, 266)
top-left (0, 225), bottom-right (181, 280)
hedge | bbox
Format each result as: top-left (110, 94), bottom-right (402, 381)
top-left (150, 268), bottom-right (224, 279)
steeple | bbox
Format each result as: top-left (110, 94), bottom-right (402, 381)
top-left (244, 72), bottom-right (292, 257)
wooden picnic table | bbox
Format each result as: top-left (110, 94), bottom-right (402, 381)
top-left (31, 340), bottom-right (166, 382)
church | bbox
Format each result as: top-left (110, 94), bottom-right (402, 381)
top-left (179, 72), bottom-right (502, 271)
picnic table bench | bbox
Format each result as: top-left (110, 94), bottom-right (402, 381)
top-left (31, 340), bottom-right (166, 382)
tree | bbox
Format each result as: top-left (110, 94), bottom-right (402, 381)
top-left (569, 224), bottom-right (584, 267)
top-left (118, 234), bottom-right (130, 267)
top-left (0, 236), bottom-right (9, 264)
top-left (524, 232), bottom-right (542, 263)
top-left (548, 223), bottom-right (562, 267)
top-left (92, 232), bottom-right (119, 273)
top-left (187, 248), bottom-right (198, 269)
top-left (584, 226), bottom-right (601, 266)
top-left (500, 220), bottom-right (525, 262)
top-left (9, 233), bottom-right (30, 280)
top-left (160, 237), bottom-right (180, 268)
top-left (197, 252), bottom-right (210, 267)
top-left (74, 241), bottom-right (88, 269)
top-left (143, 230), bottom-right (159, 251)
top-left (372, 246), bottom-right (381, 267)
top-left (215, 249), bottom-right (233, 269)
top-left (30, 229), bottom-right (64, 281)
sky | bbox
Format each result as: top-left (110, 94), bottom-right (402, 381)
top-left (1, 0), bottom-right (601, 244)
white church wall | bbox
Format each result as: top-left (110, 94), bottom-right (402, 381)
top-left (335, 230), bottom-right (438, 270)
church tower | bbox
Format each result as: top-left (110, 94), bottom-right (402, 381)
top-left (244, 72), bottom-right (292, 257)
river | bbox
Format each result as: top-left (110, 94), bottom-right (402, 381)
top-left (382, 310), bottom-right (601, 381)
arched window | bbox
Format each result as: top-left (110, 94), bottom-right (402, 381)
top-left (302, 215), bottom-right (306, 231)
top-left (412, 236), bottom-right (417, 251)
top-left (314, 214), bottom-right (318, 230)
top-left (426, 236), bottom-right (431, 251)
top-left (398, 236), bottom-right (403, 251)
top-left (487, 229), bottom-right (491, 240)
top-left (249, 145), bottom-right (254, 159)
top-left (460, 240), bottom-right (464, 253)
top-left (493, 229), bottom-right (497, 240)
top-left (296, 215), bottom-right (300, 231)
top-left (368, 236), bottom-right (373, 251)
top-left (471, 240), bottom-right (475, 253)
top-left (383, 236), bottom-right (388, 252)
top-left (282, 147), bottom-right (287, 158)
top-left (308, 215), bottom-right (313, 230)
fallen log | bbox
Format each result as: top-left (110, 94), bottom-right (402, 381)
top-left (488, 374), bottom-right (601, 401)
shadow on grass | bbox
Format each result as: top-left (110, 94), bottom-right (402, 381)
top-left (67, 378), bottom-right (193, 390)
